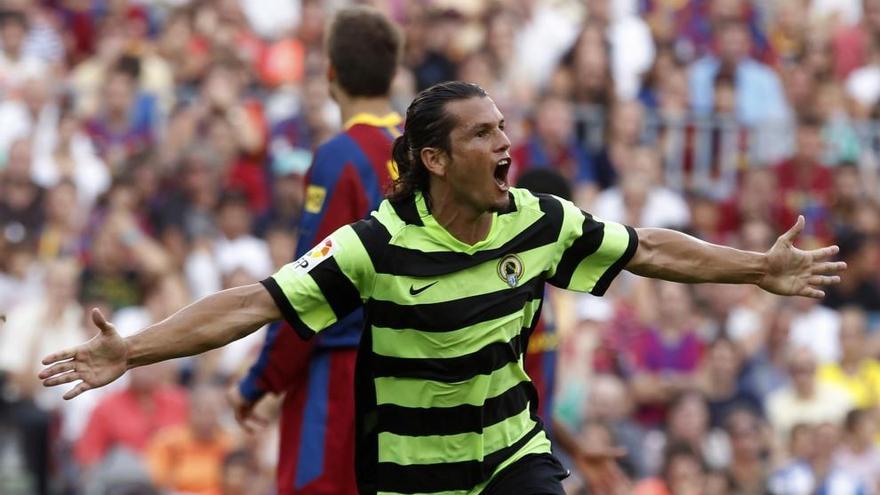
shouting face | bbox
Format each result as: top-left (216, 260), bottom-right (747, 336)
top-left (436, 96), bottom-right (512, 213)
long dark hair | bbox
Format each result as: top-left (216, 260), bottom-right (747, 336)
top-left (389, 81), bottom-right (487, 201)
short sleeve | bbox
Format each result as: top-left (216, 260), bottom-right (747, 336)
top-left (547, 197), bottom-right (638, 295)
top-left (260, 225), bottom-right (373, 340)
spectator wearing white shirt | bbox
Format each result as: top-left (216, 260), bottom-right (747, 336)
top-left (593, 145), bottom-right (690, 229)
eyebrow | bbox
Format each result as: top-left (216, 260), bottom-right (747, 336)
top-left (468, 119), bottom-right (505, 133)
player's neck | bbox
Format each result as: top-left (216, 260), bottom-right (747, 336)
top-left (427, 185), bottom-right (493, 245)
top-left (338, 94), bottom-right (394, 124)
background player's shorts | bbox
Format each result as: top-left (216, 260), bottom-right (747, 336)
top-left (277, 348), bottom-right (358, 495)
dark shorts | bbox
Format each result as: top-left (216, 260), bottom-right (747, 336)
top-left (482, 454), bottom-right (570, 495)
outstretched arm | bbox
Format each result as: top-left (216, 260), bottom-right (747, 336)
top-left (626, 216), bottom-right (846, 298)
top-left (40, 283), bottom-right (280, 400)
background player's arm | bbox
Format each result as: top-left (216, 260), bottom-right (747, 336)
top-left (626, 216), bottom-right (845, 298)
top-left (40, 283), bottom-right (280, 399)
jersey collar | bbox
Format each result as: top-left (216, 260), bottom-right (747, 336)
top-left (343, 112), bottom-right (402, 130)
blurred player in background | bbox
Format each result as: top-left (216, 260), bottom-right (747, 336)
top-left (226, 6), bottom-right (402, 494)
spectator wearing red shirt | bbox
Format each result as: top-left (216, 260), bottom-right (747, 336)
top-left (832, 0), bottom-right (880, 80)
top-left (75, 364), bottom-right (188, 468)
top-left (772, 115), bottom-right (834, 246)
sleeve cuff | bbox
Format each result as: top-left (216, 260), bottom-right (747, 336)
top-left (590, 225), bottom-right (639, 296)
top-left (260, 277), bottom-right (317, 341)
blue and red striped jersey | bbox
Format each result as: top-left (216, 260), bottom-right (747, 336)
top-left (240, 112), bottom-right (402, 401)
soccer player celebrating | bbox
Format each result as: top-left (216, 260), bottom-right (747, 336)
top-left (41, 82), bottom-right (845, 495)
top-left (227, 6), bottom-right (403, 494)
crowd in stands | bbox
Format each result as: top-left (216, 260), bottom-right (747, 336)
top-left (1, 0), bottom-right (880, 494)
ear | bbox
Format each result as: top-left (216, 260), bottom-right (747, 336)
top-left (420, 147), bottom-right (449, 178)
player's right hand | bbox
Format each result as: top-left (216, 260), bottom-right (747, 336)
top-left (227, 384), bottom-right (270, 434)
top-left (39, 308), bottom-right (128, 400)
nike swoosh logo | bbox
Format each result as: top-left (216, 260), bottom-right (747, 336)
top-left (409, 281), bottom-right (438, 296)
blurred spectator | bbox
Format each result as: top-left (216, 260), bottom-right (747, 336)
top-left (817, 307), bottom-right (880, 406)
top-left (769, 422), bottom-right (868, 495)
top-left (206, 450), bottom-right (262, 495)
top-left (723, 407), bottom-right (772, 494)
top-left (766, 347), bottom-right (853, 441)
top-left (699, 337), bottom-right (764, 428)
top-left (582, 374), bottom-right (647, 477)
top-left (511, 93), bottom-right (597, 206)
top-left (689, 20), bottom-right (790, 126)
top-left (834, 409), bottom-right (880, 494)
top-left (0, 138), bottom-right (44, 247)
top-left (641, 391), bottom-right (730, 476)
top-left (0, 9), bottom-right (48, 97)
top-left (75, 364), bottom-right (188, 469)
top-left (593, 146), bottom-right (690, 228)
top-left (788, 296), bottom-right (842, 364)
top-left (31, 99), bottom-right (109, 211)
top-left (0, 257), bottom-right (84, 495)
top-left (212, 190), bottom-right (273, 283)
top-left (591, 100), bottom-right (646, 189)
top-left (832, 0), bottom-right (880, 80)
top-left (630, 281), bottom-right (704, 427)
top-left (36, 180), bottom-right (83, 261)
top-left (0, 72), bottom-right (56, 160)
top-left (146, 385), bottom-right (234, 494)
top-left (585, 0), bottom-right (656, 100)
top-left (634, 442), bottom-right (707, 495)
top-left (739, 304), bottom-right (795, 401)
top-left (822, 231), bottom-right (880, 311)
top-left (508, 0), bottom-right (579, 90)
top-left (84, 55), bottom-right (158, 173)
top-left (772, 115), bottom-right (834, 246)
top-left (559, 23), bottom-right (616, 112)
top-left (79, 183), bottom-right (172, 311)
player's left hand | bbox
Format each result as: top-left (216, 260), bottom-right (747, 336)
top-left (758, 216), bottom-right (847, 299)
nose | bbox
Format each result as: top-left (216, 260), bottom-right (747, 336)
top-left (495, 129), bottom-right (511, 154)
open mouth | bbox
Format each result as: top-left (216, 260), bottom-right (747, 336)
top-left (494, 158), bottom-right (511, 191)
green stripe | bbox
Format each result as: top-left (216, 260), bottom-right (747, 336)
top-left (376, 430), bottom-right (554, 495)
top-left (371, 243), bottom-right (556, 304)
top-left (284, 275), bottom-right (336, 332)
top-left (569, 220), bottom-right (630, 293)
top-left (371, 299), bottom-right (541, 359)
top-left (375, 361), bottom-right (529, 408)
top-left (377, 407), bottom-right (536, 465)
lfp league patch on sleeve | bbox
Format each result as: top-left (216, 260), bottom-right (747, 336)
top-left (292, 237), bottom-right (335, 274)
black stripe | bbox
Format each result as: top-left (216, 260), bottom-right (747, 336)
top-left (308, 257), bottom-right (363, 319)
top-left (372, 334), bottom-right (523, 382)
top-left (371, 194), bottom-right (563, 277)
top-left (375, 422), bottom-right (543, 493)
top-left (548, 212), bottom-right (605, 288)
top-left (591, 225), bottom-right (639, 296)
top-left (369, 277), bottom-right (544, 331)
top-left (390, 195), bottom-right (424, 225)
top-left (259, 278), bottom-right (315, 340)
top-left (377, 381), bottom-right (533, 436)
top-left (351, 216), bottom-right (392, 259)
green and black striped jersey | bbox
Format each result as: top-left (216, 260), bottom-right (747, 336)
top-left (260, 187), bottom-right (638, 495)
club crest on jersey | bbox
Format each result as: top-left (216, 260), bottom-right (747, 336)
top-left (497, 254), bottom-right (524, 288)
top-left (293, 237), bottom-right (335, 274)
